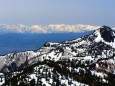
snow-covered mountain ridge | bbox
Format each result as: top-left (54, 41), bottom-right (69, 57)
top-left (0, 26), bottom-right (115, 73)
top-left (0, 26), bottom-right (115, 85)
top-left (0, 24), bottom-right (99, 33)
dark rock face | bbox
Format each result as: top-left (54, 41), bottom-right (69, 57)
top-left (99, 26), bottom-right (114, 42)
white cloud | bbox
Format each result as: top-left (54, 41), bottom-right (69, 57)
top-left (0, 24), bottom-right (112, 33)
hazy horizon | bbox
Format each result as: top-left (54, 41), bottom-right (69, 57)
top-left (0, 0), bottom-right (114, 26)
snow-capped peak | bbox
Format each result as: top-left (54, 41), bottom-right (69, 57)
top-left (93, 26), bottom-right (115, 48)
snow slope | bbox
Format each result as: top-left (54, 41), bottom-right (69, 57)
top-left (0, 26), bottom-right (115, 85)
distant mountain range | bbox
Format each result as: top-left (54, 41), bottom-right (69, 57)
top-left (0, 24), bottom-right (100, 33)
top-left (0, 26), bottom-right (115, 86)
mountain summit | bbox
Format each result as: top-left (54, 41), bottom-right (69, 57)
top-left (98, 26), bottom-right (114, 42)
top-left (90, 26), bottom-right (115, 47)
top-left (0, 26), bottom-right (115, 86)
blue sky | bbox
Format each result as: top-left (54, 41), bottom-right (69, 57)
top-left (0, 0), bottom-right (114, 26)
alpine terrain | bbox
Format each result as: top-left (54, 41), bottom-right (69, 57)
top-left (0, 26), bottom-right (115, 86)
